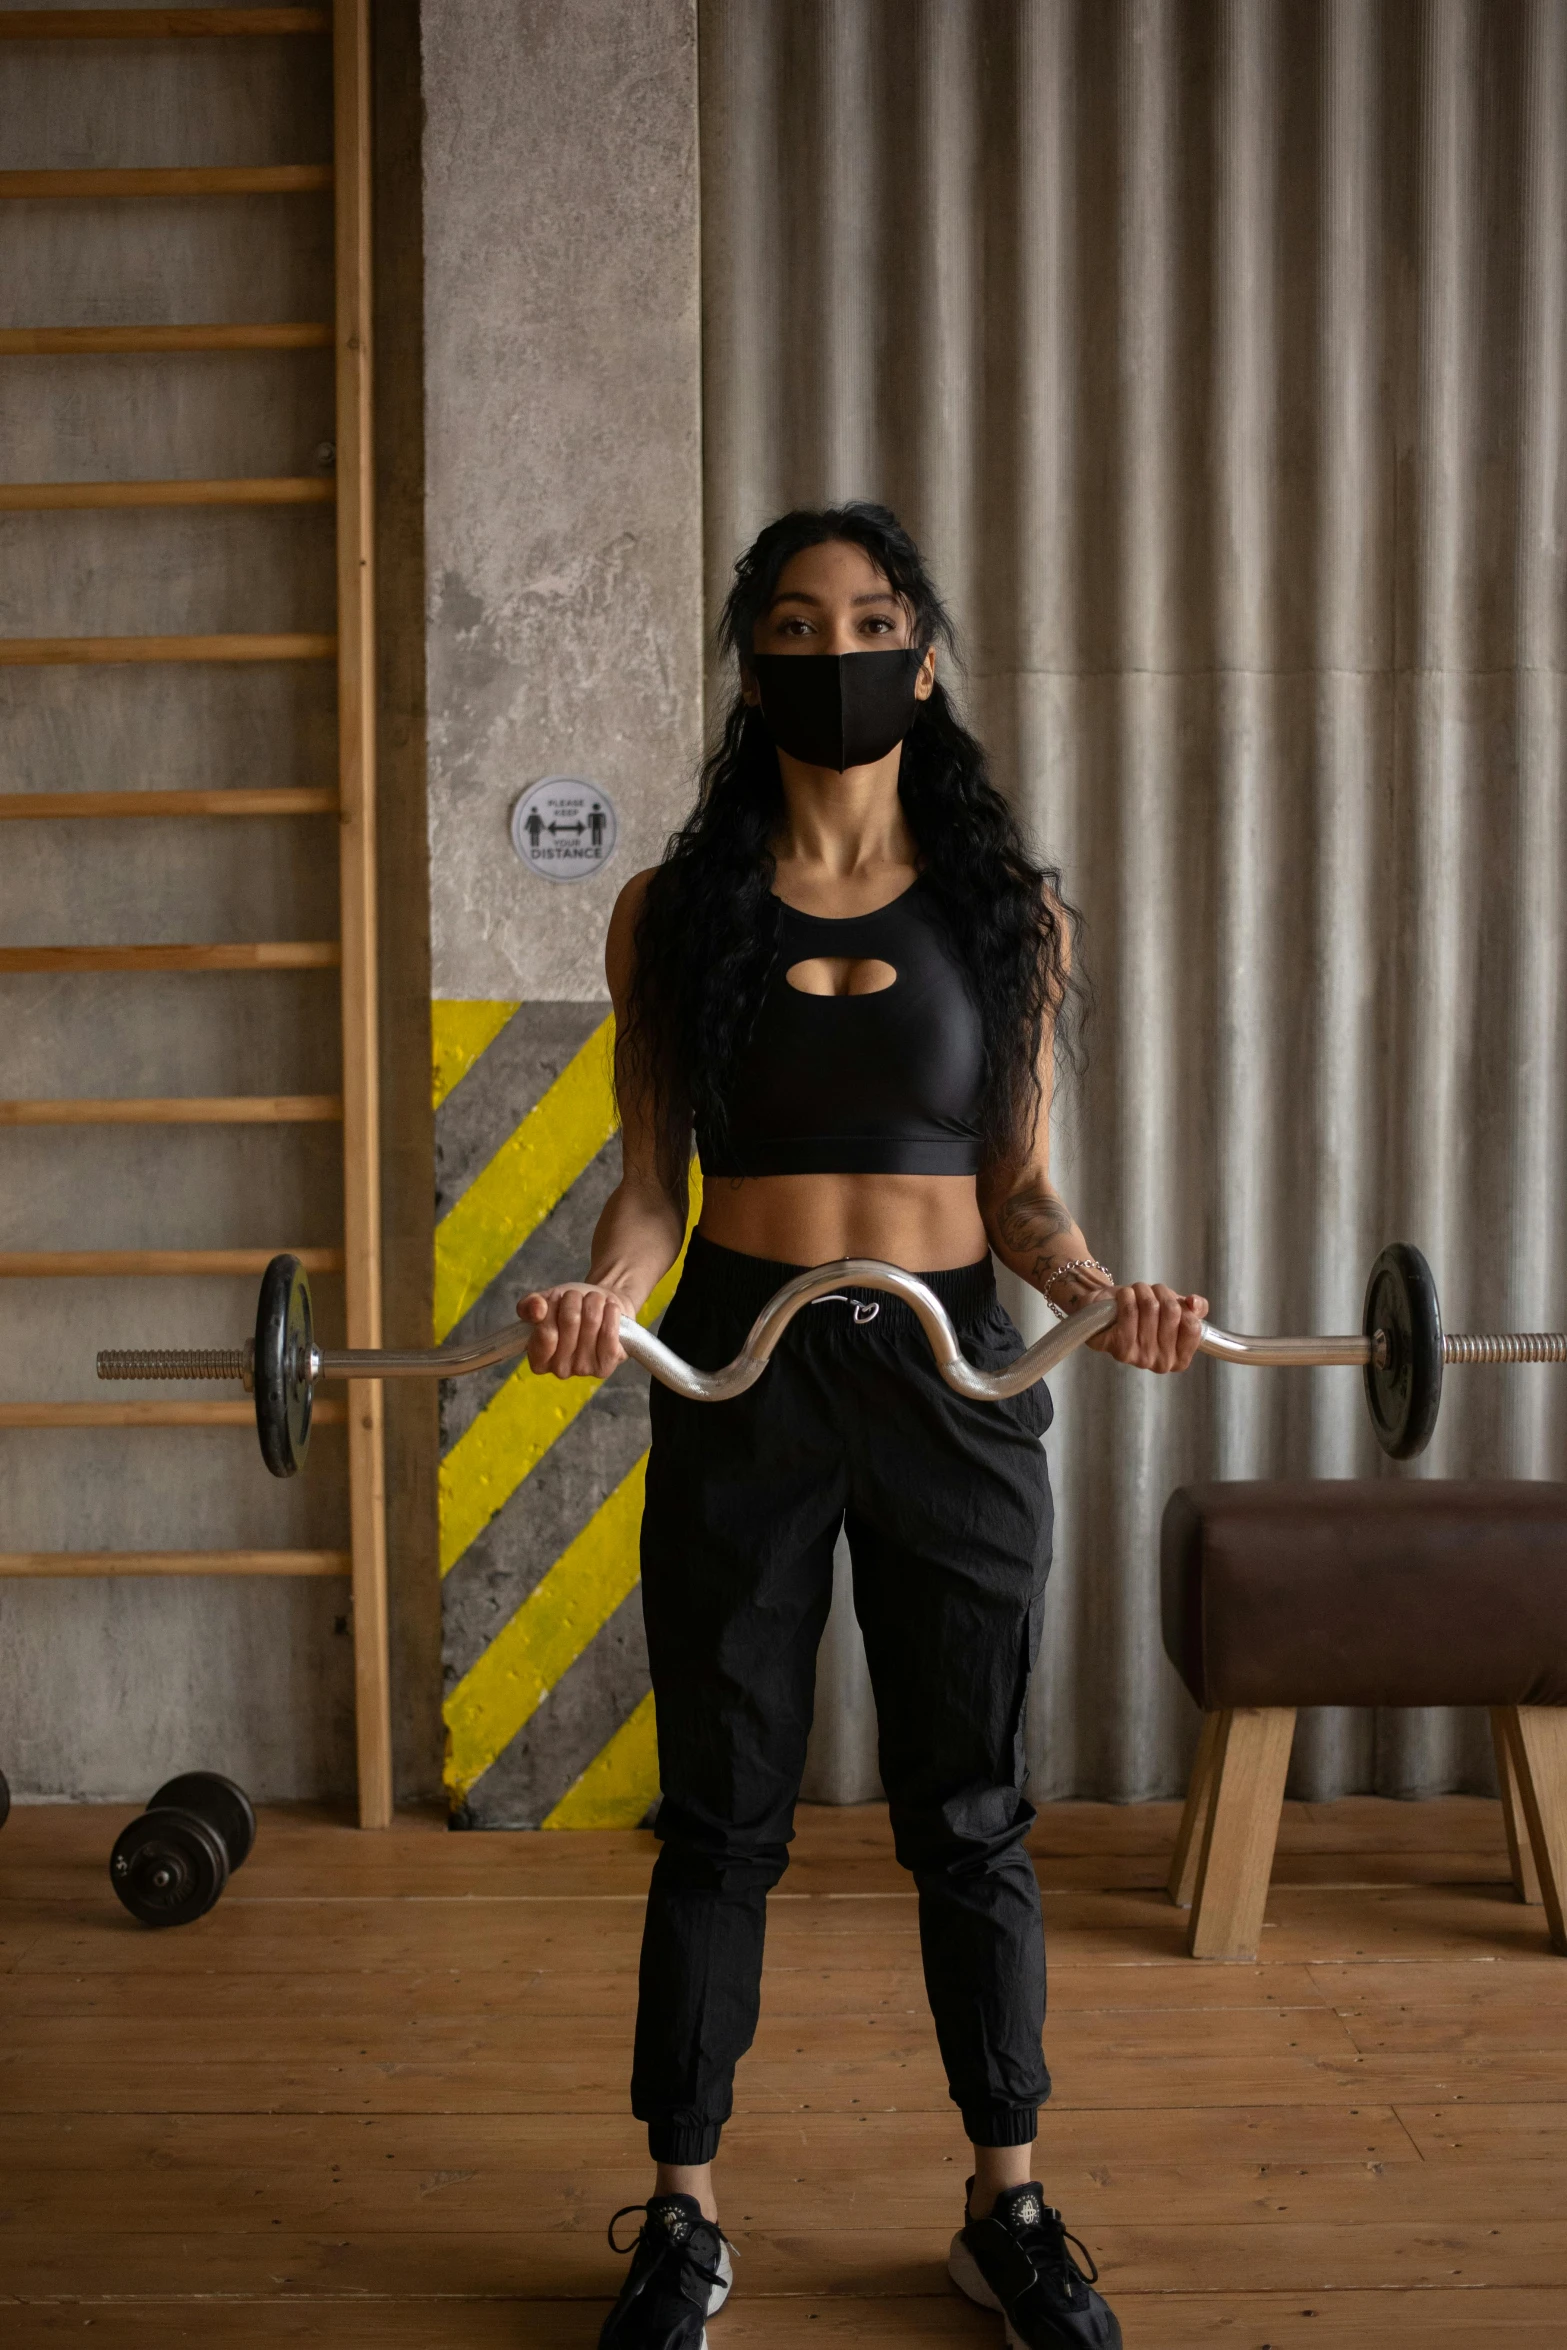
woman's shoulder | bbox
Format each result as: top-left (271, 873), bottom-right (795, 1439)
top-left (605, 867), bottom-right (660, 995)
top-left (613, 866), bottom-right (659, 920)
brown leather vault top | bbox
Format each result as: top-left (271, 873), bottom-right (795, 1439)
top-left (1161, 1481), bottom-right (1567, 1711)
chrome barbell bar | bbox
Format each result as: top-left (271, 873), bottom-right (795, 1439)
top-left (98, 1254), bottom-right (1567, 1406)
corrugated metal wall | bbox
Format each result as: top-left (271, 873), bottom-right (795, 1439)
top-left (701, 0), bottom-right (1567, 1801)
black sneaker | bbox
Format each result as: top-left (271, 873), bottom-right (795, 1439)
top-left (599, 2193), bottom-right (734, 2347)
top-left (949, 2180), bottom-right (1121, 2349)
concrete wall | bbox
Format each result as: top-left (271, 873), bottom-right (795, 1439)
top-left (0, 7), bottom-right (434, 1805)
top-left (422, 0), bottom-right (703, 1825)
top-left (25, 0), bottom-right (1552, 1822)
top-left (422, 0), bottom-right (704, 1004)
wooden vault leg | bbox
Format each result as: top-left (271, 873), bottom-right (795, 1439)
top-left (1498, 1707), bottom-right (1567, 1955)
top-left (1167, 1710), bottom-right (1223, 1908)
top-left (1492, 1707), bottom-right (1543, 1906)
top-left (1187, 1707), bottom-right (1296, 1961)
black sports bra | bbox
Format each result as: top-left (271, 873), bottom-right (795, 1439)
top-left (697, 880), bottom-right (986, 1178)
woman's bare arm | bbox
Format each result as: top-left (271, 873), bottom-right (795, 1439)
top-left (517, 871), bottom-right (690, 1380)
top-left (978, 913), bottom-right (1207, 1374)
top-left (985, 1168), bottom-right (1099, 1308)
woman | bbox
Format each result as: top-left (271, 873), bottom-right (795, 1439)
top-left (519, 504), bottom-right (1206, 2350)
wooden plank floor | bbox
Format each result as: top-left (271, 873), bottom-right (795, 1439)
top-left (2, 1795), bottom-right (1564, 2345)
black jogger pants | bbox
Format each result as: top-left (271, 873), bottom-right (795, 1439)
top-left (632, 1233), bottom-right (1055, 2164)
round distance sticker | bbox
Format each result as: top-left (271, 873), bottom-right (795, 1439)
top-left (510, 776), bottom-right (618, 882)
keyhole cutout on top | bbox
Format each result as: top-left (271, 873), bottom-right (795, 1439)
top-left (785, 957), bottom-right (897, 998)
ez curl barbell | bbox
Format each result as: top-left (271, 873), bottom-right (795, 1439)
top-left (96, 1242), bottom-right (1567, 1479)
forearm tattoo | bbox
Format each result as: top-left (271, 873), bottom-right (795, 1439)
top-left (994, 1181), bottom-right (1078, 1288)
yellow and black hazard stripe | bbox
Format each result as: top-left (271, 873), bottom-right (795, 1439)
top-left (432, 999), bottom-right (696, 1830)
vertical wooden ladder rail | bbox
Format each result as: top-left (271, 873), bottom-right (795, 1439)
top-left (332, 0), bottom-right (391, 1827)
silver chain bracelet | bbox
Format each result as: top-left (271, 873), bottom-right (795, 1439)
top-left (1041, 1257), bottom-right (1116, 1320)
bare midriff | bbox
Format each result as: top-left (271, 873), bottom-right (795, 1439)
top-left (696, 1171), bottom-right (991, 1273)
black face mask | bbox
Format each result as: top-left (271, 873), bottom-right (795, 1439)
top-left (751, 649), bottom-right (924, 772)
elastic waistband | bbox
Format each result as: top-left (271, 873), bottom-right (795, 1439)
top-left (679, 1229), bottom-right (996, 1330)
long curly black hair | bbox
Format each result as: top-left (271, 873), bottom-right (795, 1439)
top-left (621, 502), bottom-right (1083, 1200)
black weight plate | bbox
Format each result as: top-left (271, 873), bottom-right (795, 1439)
top-left (1363, 1241), bottom-right (1444, 1460)
top-left (0, 1765), bottom-right (9, 1833)
top-left (149, 1772), bottom-right (257, 1872)
top-left (110, 1807), bottom-right (230, 1928)
top-left (254, 1252), bottom-right (313, 1478)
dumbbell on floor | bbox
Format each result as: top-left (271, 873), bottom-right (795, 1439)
top-left (96, 1240), bottom-right (1567, 1477)
top-left (110, 1771), bottom-right (256, 1929)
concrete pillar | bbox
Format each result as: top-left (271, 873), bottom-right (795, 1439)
top-left (422, 0), bottom-right (703, 1826)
